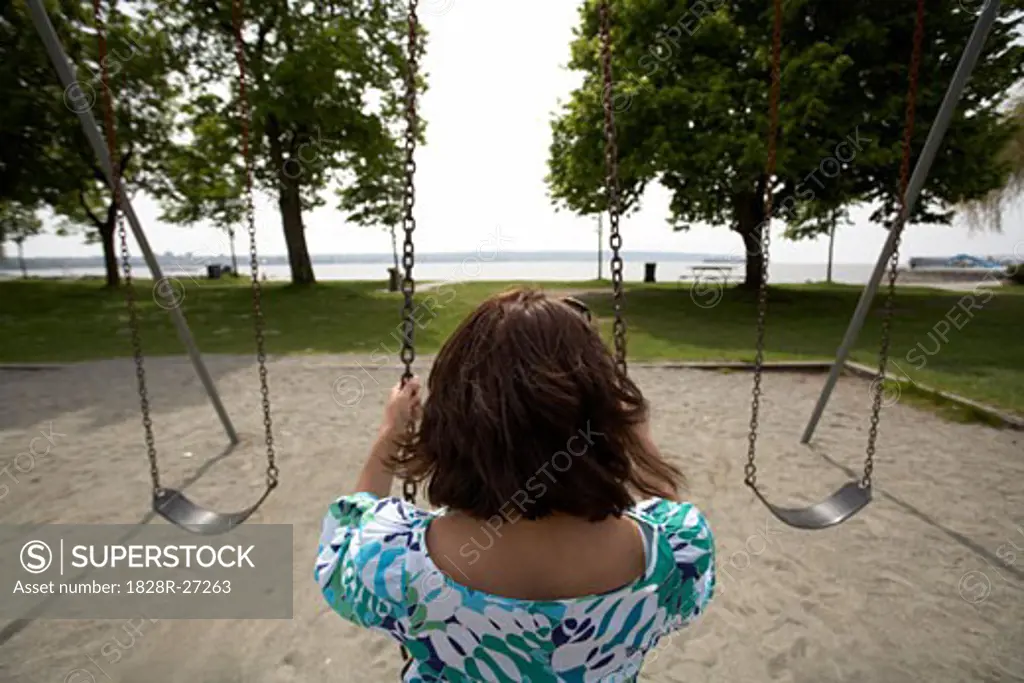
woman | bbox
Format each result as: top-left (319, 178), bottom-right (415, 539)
top-left (315, 288), bottom-right (715, 682)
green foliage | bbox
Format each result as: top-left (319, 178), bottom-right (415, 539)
top-left (548, 0), bottom-right (1024, 240)
top-left (153, 0), bottom-right (422, 269)
top-left (152, 93), bottom-right (247, 234)
top-left (335, 88), bottom-right (424, 267)
top-left (0, 0), bottom-right (92, 207)
top-left (957, 94), bottom-right (1024, 232)
top-left (0, 201), bottom-right (44, 260)
top-left (336, 90), bottom-right (409, 232)
top-left (1, 0), bottom-right (179, 246)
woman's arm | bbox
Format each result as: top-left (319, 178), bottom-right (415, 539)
top-left (352, 377), bottom-right (421, 498)
top-left (353, 426), bottom-right (401, 498)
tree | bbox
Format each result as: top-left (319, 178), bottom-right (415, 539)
top-left (2, 0), bottom-right (180, 287)
top-left (1, 0), bottom-right (92, 207)
top-left (335, 88), bottom-right (427, 277)
top-left (58, 3), bottom-right (180, 288)
top-left (957, 94), bottom-right (1024, 232)
top-left (52, 151), bottom-right (137, 287)
top-left (0, 202), bottom-right (44, 278)
top-left (155, 0), bottom-right (423, 285)
top-left (548, 0), bottom-right (1024, 288)
top-left (152, 94), bottom-right (247, 274)
top-left (784, 205), bottom-right (849, 284)
top-left (337, 94), bottom-right (406, 274)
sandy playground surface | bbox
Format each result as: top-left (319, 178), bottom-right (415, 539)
top-left (0, 354), bottom-right (1021, 683)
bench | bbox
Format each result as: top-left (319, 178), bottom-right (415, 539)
top-left (678, 265), bottom-right (736, 286)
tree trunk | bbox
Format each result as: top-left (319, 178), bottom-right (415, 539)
top-left (96, 214), bottom-right (118, 288)
top-left (826, 222), bottom-right (836, 284)
top-left (83, 153), bottom-right (132, 289)
top-left (389, 224), bottom-right (400, 272)
top-left (733, 191), bottom-right (766, 289)
top-left (99, 215), bottom-right (119, 288)
top-left (268, 116), bottom-right (315, 285)
top-left (228, 228), bottom-right (239, 275)
top-left (740, 229), bottom-right (764, 288)
top-left (279, 183), bottom-right (315, 284)
top-left (16, 240), bottom-right (27, 279)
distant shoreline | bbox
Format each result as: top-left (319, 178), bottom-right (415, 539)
top-left (3, 250), bottom-right (1018, 272)
top-left (4, 251), bottom-right (744, 270)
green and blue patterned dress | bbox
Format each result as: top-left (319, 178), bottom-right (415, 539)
top-left (315, 493), bottom-right (715, 682)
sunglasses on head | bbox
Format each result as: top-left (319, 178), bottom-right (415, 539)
top-left (561, 296), bottom-right (592, 322)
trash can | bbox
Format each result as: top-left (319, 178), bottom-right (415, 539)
top-left (387, 267), bottom-right (400, 292)
top-left (207, 264), bottom-right (222, 280)
top-left (644, 262), bottom-right (657, 283)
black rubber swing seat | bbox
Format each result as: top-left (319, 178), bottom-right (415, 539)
top-left (749, 481), bottom-right (872, 530)
top-left (153, 487), bottom-right (274, 536)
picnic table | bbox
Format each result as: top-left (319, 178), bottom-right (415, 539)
top-left (678, 265), bottom-right (737, 286)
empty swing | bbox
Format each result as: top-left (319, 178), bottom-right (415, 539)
top-left (742, 0), bottom-right (926, 530)
top-left (94, 0), bottom-right (279, 535)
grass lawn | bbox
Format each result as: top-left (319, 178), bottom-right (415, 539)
top-left (0, 277), bottom-right (1021, 416)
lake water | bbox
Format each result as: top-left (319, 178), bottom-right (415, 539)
top-left (3, 260), bottom-right (879, 285)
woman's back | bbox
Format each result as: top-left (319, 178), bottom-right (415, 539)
top-left (427, 505), bottom-right (645, 602)
top-left (316, 494), bottom-right (714, 682)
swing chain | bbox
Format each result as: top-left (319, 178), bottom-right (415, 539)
top-left (864, 0), bottom-right (925, 490)
top-left (93, 0), bottom-right (162, 494)
top-left (599, 0), bottom-right (626, 376)
top-left (745, 0), bottom-right (783, 490)
top-left (864, 235), bottom-right (901, 489)
top-left (745, 215), bottom-right (771, 490)
top-left (399, 0), bottom-right (420, 505)
top-left (232, 0), bottom-right (278, 490)
top-left (399, 0), bottom-right (418, 384)
top-left (120, 203), bottom-right (162, 495)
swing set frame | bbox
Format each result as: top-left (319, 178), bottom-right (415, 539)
top-left (23, 0), bottom-right (1005, 536)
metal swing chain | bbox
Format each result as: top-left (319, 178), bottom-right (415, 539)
top-left (93, 0), bottom-right (162, 494)
top-left (599, 0), bottom-right (627, 376)
top-left (863, 0), bottom-right (925, 490)
top-left (232, 0), bottom-right (278, 491)
top-left (744, 0), bottom-right (783, 490)
top-left (399, 0), bottom-right (420, 505)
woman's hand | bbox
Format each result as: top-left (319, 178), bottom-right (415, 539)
top-left (356, 377), bottom-right (422, 498)
top-left (381, 376), bottom-right (422, 436)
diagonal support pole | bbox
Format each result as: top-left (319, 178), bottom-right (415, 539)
top-left (26, 0), bottom-right (240, 445)
top-left (801, 0), bottom-right (1002, 444)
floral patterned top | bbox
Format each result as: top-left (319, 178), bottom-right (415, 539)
top-left (315, 493), bottom-right (715, 682)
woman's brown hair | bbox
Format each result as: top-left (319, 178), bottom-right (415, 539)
top-left (391, 287), bottom-right (683, 521)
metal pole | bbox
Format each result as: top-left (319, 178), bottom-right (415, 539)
top-left (801, 0), bottom-right (1001, 444)
top-left (26, 0), bottom-right (240, 445)
top-left (597, 214), bottom-right (604, 280)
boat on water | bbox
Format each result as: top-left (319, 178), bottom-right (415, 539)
top-left (703, 255), bottom-right (745, 264)
top-left (909, 254), bottom-right (1013, 269)
top-left (901, 254), bottom-right (1016, 285)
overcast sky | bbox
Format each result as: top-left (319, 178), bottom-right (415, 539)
top-left (26, 0), bottom-right (1024, 264)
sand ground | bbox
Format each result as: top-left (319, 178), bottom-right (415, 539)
top-left (0, 355), bottom-right (1021, 683)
